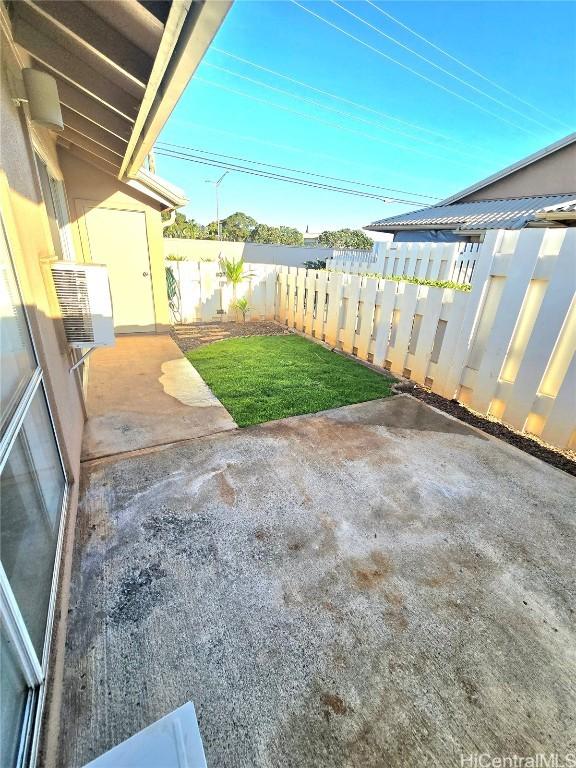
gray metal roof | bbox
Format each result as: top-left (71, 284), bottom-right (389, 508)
top-left (540, 199), bottom-right (576, 213)
top-left (367, 194), bottom-right (576, 232)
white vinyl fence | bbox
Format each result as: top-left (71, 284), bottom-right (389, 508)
top-left (165, 261), bottom-right (277, 324)
top-left (167, 228), bottom-right (576, 449)
top-left (328, 240), bottom-right (480, 285)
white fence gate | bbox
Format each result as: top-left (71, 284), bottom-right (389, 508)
top-left (166, 228), bottom-right (576, 450)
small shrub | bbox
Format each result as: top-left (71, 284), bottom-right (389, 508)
top-left (231, 297), bottom-right (250, 322)
top-left (303, 259), bottom-right (327, 270)
top-left (326, 269), bottom-right (471, 292)
top-left (166, 253), bottom-right (187, 261)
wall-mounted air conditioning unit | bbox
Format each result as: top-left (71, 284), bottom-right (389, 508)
top-left (51, 263), bottom-right (115, 356)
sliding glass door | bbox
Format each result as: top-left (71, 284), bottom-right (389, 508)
top-left (0, 214), bottom-right (68, 766)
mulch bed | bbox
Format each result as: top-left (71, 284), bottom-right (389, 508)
top-left (394, 381), bottom-right (576, 477)
top-left (171, 320), bottom-right (290, 353)
top-left (171, 321), bottom-right (575, 477)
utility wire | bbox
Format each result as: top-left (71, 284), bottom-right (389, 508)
top-left (331, 0), bottom-right (557, 132)
top-left (155, 147), bottom-right (426, 205)
top-left (365, 0), bottom-right (573, 131)
top-left (290, 0), bottom-right (542, 137)
top-left (204, 62), bottom-right (481, 162)
top-left (211, 47), bottom-right (490, 156)
top-left (157, 140), bottom-right (441, 200)
top-left (167, 118), bottom-right (447, 191)
top-left (194, 76), bottom-right (478, 168)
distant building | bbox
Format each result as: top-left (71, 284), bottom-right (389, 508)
top-left (301, 226), bottom-right (323, 246)
top-left (365, 134), bottom-right (576, 243)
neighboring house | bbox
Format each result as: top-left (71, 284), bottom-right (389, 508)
top-left (0, 1), bottom-right (230, 766)
top-left (366, 133), bottom-right (576, 243)
top-left (301, 226), bottom-right (323, 246)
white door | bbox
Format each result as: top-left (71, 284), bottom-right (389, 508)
top-left (84, 207), bottom-right (156, 333)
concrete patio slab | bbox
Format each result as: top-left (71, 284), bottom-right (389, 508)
top-left (81, 335), bottom-right (236, 461)
top-left (61, 396), bottom-right (576, 767)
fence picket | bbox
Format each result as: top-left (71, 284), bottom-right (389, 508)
top-left (387, 282), bottom-right (420, 375)
top-left (355, 278), bottom-right (378, 360)
top-left (409, 287), bottom-right (445, 385)
top-left (342, 274), bottom-right (362, 353)
top-left (324, 272), bottom-right (344, 346)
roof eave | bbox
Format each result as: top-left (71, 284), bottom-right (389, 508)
top-left (365, 223), bottom-right (462, 232)
top-left (131, 168), bottom-right (188, 209)
top-left (122, 0), bottom-right (232, 180)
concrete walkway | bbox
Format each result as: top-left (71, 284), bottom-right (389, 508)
top-left (81, 335), bottom-right (236, 461)
top-left (62, 396), bottom-right (576, 767)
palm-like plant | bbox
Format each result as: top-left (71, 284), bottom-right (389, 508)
top-left (219, 258), bottom-right (254, 317)
top-left (231, 297), bottom-right (250, 322)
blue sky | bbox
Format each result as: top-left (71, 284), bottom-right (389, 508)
top-left (156, 0), bottom-right (576, 232)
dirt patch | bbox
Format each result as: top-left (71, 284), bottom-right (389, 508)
top-left (394, 381), bottom-right (576, 477)
top-left (171, 321), bottom-right (290, 353)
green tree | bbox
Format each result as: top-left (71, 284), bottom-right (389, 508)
top-left (317, 229), bottom-right (373, 249)
top-left (220, 212), bottom-right (257, 241)
top-left (163, 211), bottom-right (204, 239)
top-left (204, 221), bottom-right (219, 240)
top-left (250, 223), bottom-right (277, 244)
top-left (276, 226), bottom-right (304, 246)
top-left (249, 224), bottom-right (304, 245)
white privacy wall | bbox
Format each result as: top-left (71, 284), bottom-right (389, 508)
top-left (167, 228), bottom-right (576, 450)
top-left (164, 238), bottom-right (335, 267)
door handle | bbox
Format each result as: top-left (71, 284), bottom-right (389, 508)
top-left (142, 271), bottom-right (149, 277)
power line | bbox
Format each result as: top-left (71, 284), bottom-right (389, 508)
top-left (167, 117), bottom-right (448, 190)
top-left (290, 0), bottom-right (542, 137)
top-left (211, 47), bottom-right (492, 157)
top-left (157, 140), bottom-right (442, 200)
top-left (155, 147), bottom-right (427, 204)
top-left (204, 61), bottom-right (481, 162)
top-left (331, 0), bottom-right (558, 132)
top-left (194, 76), bottom-right (478, 168)
top-left (366, 0), bottom-right (573, 132)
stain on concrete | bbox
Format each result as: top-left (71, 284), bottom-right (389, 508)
top-left (109, 562), bottom-right (167, 625)
top-left (217, 472), bottom-right (236, 506)
top-left (320, 693), bottom-right (349, 717)
top-left (352, 551), bottom-right (394, 589)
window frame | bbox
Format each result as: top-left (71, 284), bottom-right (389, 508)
top-left (0, 210), bottom-right (70, 768)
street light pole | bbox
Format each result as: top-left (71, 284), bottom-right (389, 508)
top-left (205, 171), bottom-right (229, 241)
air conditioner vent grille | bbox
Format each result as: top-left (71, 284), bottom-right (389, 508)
top-left (52, 267), bottom-right (94, 343)
top-left (51, 262), bottom-right (115, 349)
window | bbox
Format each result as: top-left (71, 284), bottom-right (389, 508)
top-left (35, 156), bottom-right (74, 261)
top-left (0, 217), bottom-right (68, 767)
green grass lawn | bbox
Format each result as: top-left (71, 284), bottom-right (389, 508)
top-left (186, 334), bottom-right (395, 427)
